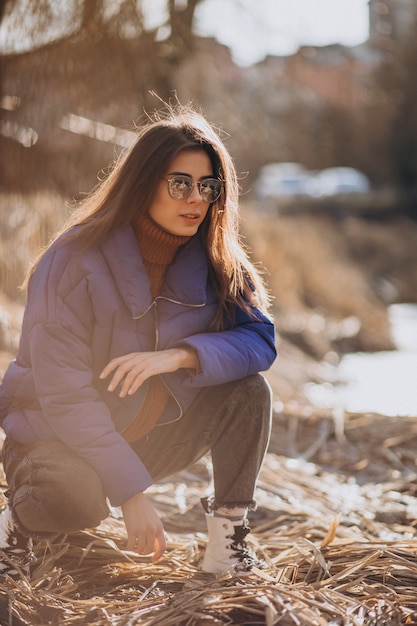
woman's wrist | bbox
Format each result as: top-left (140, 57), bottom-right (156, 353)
top-left (173, 346), bottom-right (200, 372)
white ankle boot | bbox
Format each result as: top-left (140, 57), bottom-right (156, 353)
top-left (201, 514), bottom-right (257, 574)
top-left (0, 506), bottom-right (33, 579)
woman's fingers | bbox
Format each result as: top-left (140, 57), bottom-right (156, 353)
top-left (133, 533), bottom-right (165, 560)
top-left (151, 529), bottom-right (167, 562)
top-left (99, 354), bottom-right (129, 379)
top-left (113, 365), bottom-right (145, 397)
top-left (100, 354), bottom-right (149, 395)
top-left (135, 538), bottom-right (152, 555)
top-left (100, 354), bottom-right (154, 394)
top-left (100, 349), bottom-right (189, 396)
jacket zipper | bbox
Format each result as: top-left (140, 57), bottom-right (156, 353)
top-left (133, 296), bottom-right (205, 426)
top-left (154, 298), bottom-right (184, 426)
top-left (132, 296), bottom-right (206, 321)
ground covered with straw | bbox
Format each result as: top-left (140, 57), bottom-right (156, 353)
top-left (2, 408), bottom-right (417, 625)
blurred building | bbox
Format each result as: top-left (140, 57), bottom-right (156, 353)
top-left (253, 0), bottom-right (417, 112)
top-left (369, 0), bottom-right (417, 47)
top-left (3, 0), bottom-right (417, 194)
top-left (282, 45), bottom-right (369, 109)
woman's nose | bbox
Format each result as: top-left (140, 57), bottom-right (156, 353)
top-left (187, 182), bottom-right (203, 201)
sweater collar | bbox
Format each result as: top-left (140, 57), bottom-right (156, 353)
top-left (134, 212), bottom-right (191, 267)
top-left (100, 224), bottom-right (209, 318)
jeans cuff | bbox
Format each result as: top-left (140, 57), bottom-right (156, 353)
top-left (200, 496), bottom-right (257, 514)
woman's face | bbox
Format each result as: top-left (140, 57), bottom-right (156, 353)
top-left (149, 149), bottom-right (213, 236)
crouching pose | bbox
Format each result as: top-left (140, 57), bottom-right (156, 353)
top-left (0, 104), bottom-right (276, 579)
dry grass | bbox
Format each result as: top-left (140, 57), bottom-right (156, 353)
top-left (241, 206), bottom-right (397, 355)
top-left (0, 192), bottom-right (69, 302)
top-left (2, 411), bottom-right (417, 625)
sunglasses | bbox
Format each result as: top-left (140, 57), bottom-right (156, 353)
top-left (164, 175), bottom-right (223, 203)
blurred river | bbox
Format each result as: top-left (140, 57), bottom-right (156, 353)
top-left (305, 303), bottom-right (417, 417)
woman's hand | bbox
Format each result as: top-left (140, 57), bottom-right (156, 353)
top-left (100, 347), bottom-right (199, 398)
top-left (121, 492), bottom-right (166, 562)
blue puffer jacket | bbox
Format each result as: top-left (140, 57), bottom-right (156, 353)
top-left (0, 225), bottom-right (277, 506)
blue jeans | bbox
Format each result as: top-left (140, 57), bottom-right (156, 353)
top-left (2, 374), bottom-right (272, 536)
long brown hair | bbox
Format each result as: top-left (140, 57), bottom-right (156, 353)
top-left (27, 104), bottom-right (272, 327)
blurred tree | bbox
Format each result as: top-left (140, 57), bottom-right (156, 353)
top-left (0, 0), bottom-right (203, 76)
top-left (382, 38), bottom-right (417, 193)
top-left (360, 35), bottom-right (417, 203)
top-left (139, 0), bottom-right (203, 106)
top-left (0, 0), bottom-right (205, 193)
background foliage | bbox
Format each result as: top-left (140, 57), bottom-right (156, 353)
top-left (1, 0), bottom-right (417, 205)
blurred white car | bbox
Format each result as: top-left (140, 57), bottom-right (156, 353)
top-left (310, 167), bottom-right (370, 197)
top-left (253, 162), bottom-right (312, 200)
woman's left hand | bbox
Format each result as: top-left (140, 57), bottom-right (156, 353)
top-left (121, 492), bottom-right (166, 561)
top-left (100, 347), bottom-right (198, 397)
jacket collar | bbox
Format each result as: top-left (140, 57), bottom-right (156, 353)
top-left (101, 225), bottom-right (209, 317)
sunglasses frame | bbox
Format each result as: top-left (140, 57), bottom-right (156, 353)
top-left (163, 175), bottom-right (223, 203)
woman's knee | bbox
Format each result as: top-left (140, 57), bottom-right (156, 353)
top-left (234, 374), bottom-right (272, 410)
top-left (222, 375), bottom-right (272, 438)
top-left (6, 439), bottom-right (108, 534)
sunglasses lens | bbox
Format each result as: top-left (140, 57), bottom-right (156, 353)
top-left (167, 175), bottom-right (222, 202)
top-left (168, 176), bottom-right (193, 199)
top-left (200, 179), bottom-right (222, 202)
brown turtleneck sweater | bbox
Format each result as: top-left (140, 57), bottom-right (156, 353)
top-left (122, 213), bottom-right (191, 442)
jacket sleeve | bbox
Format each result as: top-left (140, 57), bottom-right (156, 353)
top-left (21, 248), bottom-right (153, 507)
top-left (178, 306), bottom-right (277, 388)
top-left (28, 322), bottom-right (153, 506)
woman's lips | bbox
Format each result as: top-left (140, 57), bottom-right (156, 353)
top-left (180, 213), bottom-right (200, 220)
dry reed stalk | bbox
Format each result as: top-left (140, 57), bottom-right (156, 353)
top-left (1, 412), bottom-right (417, 624)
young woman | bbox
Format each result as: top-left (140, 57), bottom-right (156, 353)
top-left (0, 105), bottom-right (276, 578)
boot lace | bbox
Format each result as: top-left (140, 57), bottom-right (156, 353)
top-left (0, 509), bottom-right (34, 579)
top-left (228, 523), bottom-right (262, 570)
